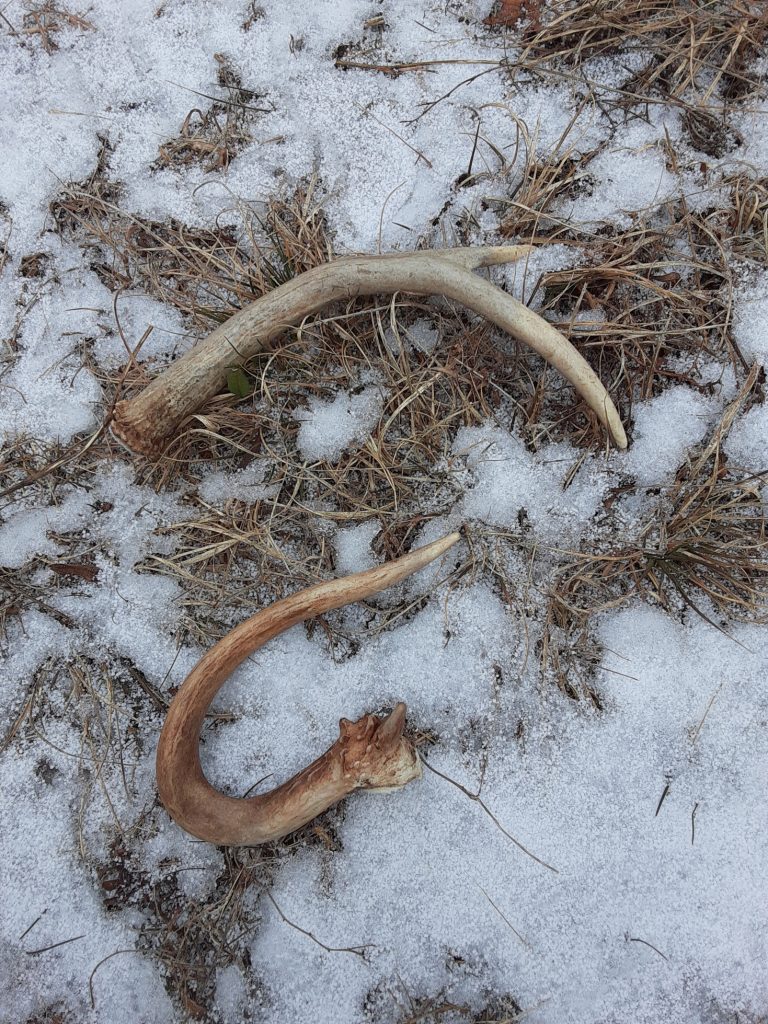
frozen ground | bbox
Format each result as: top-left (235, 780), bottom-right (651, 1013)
top-left (1, 2), bottom-right (767, 1023)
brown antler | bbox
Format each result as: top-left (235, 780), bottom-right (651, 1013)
top-left (113, 246), bottom-right (627, 456)
top-left (156, 531), bottom-right (461, 845)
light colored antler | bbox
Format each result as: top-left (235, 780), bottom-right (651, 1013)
top-left (156, 531), bottom-right (461, 845)
top-left (113, 246), bottom-right (627, 456)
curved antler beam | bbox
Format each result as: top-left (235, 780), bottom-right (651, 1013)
top-left (113, 246), bottom-right (627, 456)
top-left (156, 531), bottom-right (461, 845)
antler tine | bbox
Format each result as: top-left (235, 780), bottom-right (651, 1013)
top-left (377, 701), bottom-right (407, 745)
top-left (112, 246), bottom-right (627, 456)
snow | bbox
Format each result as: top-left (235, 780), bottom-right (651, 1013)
top-left (334, 520), bottom-right (380, 574)
top-left (732, 268), bottom-right (768, 367)
top-left (455, 426), bottom-right (606, 544)
top-left (558, 120), bottom-right (679, 228)
top-left (197, 459), bottom-right (278, 504)
top-left (624, 387), bottom-right (719, 488)
top-left (91, 294), bottom-right (194, 370)
top-left (0, 488), bottom-right (91, 568)
top-left (724, 402), bottom-right (768, 473)
top-left (405, 318), bottom-right (439, 354)
top-left (0, 269), bottom-right (104, 443)
top-left (296, 383), bottom-right (385, 462)
top-left (0, 1), bottom-right (766, 1022)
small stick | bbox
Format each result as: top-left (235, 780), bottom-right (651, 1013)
top-left (18, 909), bottom-right (47, 941)
top-left (265, 892), bottom-right (371, 958)
top-left (627, 936), bottom-right (668, 961)
top-left (26, 933), bottom-right (85, 956)
top-left (479, 885), bottom-right (532, 949)
top-left (654, 781), bottom-right (671, 816)
top-left (89, 949), bottom-right (138, 1009)
top-left (421, 757), bottom-right (558, 873)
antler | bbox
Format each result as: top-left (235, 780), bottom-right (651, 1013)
top-left (113, 246), bottom-right (627, 456)
top-left (156, 531), bottom-right (461, 845)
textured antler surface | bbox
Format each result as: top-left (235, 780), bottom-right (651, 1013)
top-left (113, 246), bottom-right (627, 456)
top-left (156, 532), bottom-right (461, 845)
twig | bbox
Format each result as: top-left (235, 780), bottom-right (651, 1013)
top-left (421, 757), bottom-right (559, 873)
top-left (89, 948), bottom-right (138, 1009)
top-left (162, 78), bottom-right (271, 114)
top-left (26, 933), bottom-right (85, 955)
top-left (18, 910), bottom-right (47, 941)
top-left (479, 885), bottom-right (532, 949)
top-left (404, 65), bottom-right (505, 125)
top-left (356, 103), bottom-right (433, 168)
top-left (627, 936), bottom-right (668, 961)
top-left (691, 684), bottom-right (724, 745)
top-left (0, 9), bottom-right (18, 35)
top-left (265, 892), bottom-right (371, 958)
top-left (459, 119), bottom-right (481, 184)
top-left (654, 781), bottom-right (671, 817)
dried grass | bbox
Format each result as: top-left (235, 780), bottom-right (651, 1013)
top-left (721, 172), bottom-right (768, 263)
top-left (154, 56), bottom-right (272, 173)
top-left (365, 976), bottom-right (525, 1024)
top-left (514, 0), bottom-right (768, 107)
top-left (16, 1), bottom-right (94, 53)
top-left (484, 108), bottom-right (754, 449)
top-left (52, 157), bottom-right (329, 325)
top-left (130, 288), bottom-right (529, 643)
top-left (527, 206), bottom-right (740, 443)
top-left (542, 365), bottom-right (768, 696)
top-left (137, 845), bottom-right (270, 1016)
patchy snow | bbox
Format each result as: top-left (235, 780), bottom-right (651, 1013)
top-left (724, 402), bottom-right (768, 474)
top-left (296, 384), bottom-right (385, 462)
top-left (0, 271), bottom-right (104, 443)
top-left (197, 459), bottom-right (278, 504)
top-left (0, 1), bottom-right (766, 1023)
top-left (624, 387), bottom-right (719, 488)
top-left (0, 488), bottom-right (91, 568)
top-left (91, 293), bottom-right (195, 370)
top-left (732, 269), bottom-right (768, 367)
top-left (556, 120), bottom-right (680, 229)
top-left (455, 425), bottom-right (606, 545)
top-left (334, 520), bottom-right (380, 575)
top-left (405, 318), bottom-right (440, 354)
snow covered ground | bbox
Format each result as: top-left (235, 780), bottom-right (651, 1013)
top-left (1, 2), bottom-right (767, 1022)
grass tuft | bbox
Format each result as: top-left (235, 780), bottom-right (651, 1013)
top-left (15, 1), bottom-right (94, 53)
top-left (154, 56), bottom-right (272, 173)
top-left (543, 366), bottom-right (768, 696)
top-left (514, 0), bottom-right (768, 106)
